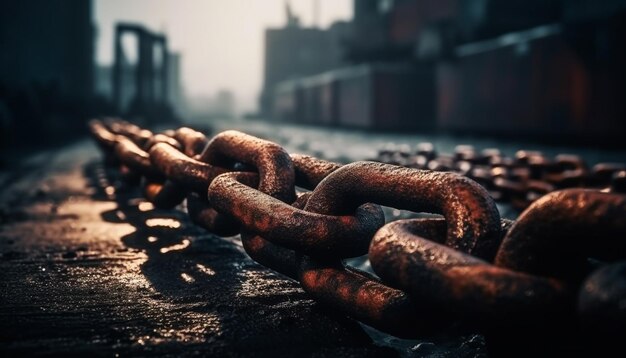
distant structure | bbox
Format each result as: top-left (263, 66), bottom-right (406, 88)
top-left (96, 51), bottom-right (186, 121)
top-left (259, 2), bottom-right (350, 117)
top-left (166, 53), bottom-right (187, 118)
top-left (263, 0), bottom-right (626, 145)
top-left (112, 23), bottom-right (176, 125)
top-left (0, 0), bottom-right (95, 145)
top-left (188, 90), bottom-right (236, 119)
top-left (438, 0), bottom-right (626, 142)
top-left (0, 1), bottom-right (188, 148)
top-left (212, 90), bottom-right (236, 119)
top-left (0, 0), bottom-right (94, 100)
top-left (95, 66), bottom-right (114, 99)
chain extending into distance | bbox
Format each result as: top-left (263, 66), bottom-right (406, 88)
top-left (89, 118), bottom-right (626, 341)
top-left (373, 143), bottom-right (626, 210)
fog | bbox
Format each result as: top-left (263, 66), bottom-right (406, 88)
top-left (95, 0), bottom-right (352, 114)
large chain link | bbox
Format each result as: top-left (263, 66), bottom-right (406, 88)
top-left (89, 118), bottom-right (626, 342)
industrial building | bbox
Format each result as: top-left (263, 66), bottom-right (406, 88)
top-left (263, 0), bottom-right (626, 145)
top-left (0, 0), bottom-right (185, 148)
top-left (0, 0), bottom-right (95, 146)
top-left (259, 4), bottom-right (350, 117)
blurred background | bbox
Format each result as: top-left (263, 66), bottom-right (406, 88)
top-left (1, 0), bottom-right (626, 155)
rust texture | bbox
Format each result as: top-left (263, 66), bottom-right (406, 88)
top-left (209, 172), bottom-right (384, 257)
top-left (150, 143), bottom-right (228, 193)
top-left (114, 136), bottom-right (162, 179)
top-left (290, 153), bottom-right (342, 190)
top-left (297, 161), bottom-right (502, 333)
top-left (200, 130), bottom-right (296, 204)
top-left (200, 131), bottom-right (299, 278)
top-left (373, 143), bottom-right (626, 211)
top-left (369, 219), bottom-right (567, 326)
top-left (495, 190), bottom-right (626, 280)
top-left (306, 162), bottom-right (502, 259)
top-left (174, 127), bottom-right (209, 158)
top-left (86, 119), bottom-right (626, 344)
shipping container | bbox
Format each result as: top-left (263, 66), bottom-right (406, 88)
top-left (272, 64), bottom-right (435, 131)
top-left (437, 24), bottom-right (626, 142)
top-left (273, 81), bottom-right (302, 123)
top-left (300, 74), bottom-right (338, 126)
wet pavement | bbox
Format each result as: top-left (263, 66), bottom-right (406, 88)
top-left (2, 119), bottom-right (624, 356)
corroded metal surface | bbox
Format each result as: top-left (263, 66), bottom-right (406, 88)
top-left (291, 153), bottom-right (342, 189)
top-left (150, 143), bottom-right (228, 192)
top-left (298, 161), bottom-right (502, 336)
top-left (209, 172), bottom-right (385, 257)
top-left (114, 136), bottom-right (162, 179)
top-left (495, 190), bottom-right (626, 280)
top-left (173, 127), bottom-right (209, 159)
top-left (200, 130), bottom-right (296, 204)
top-left (370, 219), bottom-right (567, 325)
top-left (70, 118), bottom-right (626, 353)
top-left (305, 162), bottom-right (502, 259)
top-left (373, 143), bottom-right (626, 211)
top-left (200, 130), bottom-right (299, 280)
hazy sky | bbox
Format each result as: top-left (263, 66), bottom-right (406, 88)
top-left (95, 0), bottom-right (352, 113)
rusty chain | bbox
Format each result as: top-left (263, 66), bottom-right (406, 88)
top-left (88, 118), bottom-right (626, 342)
top-left (373, 143), bottom-right (626, 211)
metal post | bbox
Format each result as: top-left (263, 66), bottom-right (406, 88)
top-left (314, 0), bottom-right (320, 28)
top-left (161, 37), bottom-right (169, 104)
top-left (112, 25), bottom-right (124, 111)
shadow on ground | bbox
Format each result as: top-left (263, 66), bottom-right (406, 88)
top-left (84, 161), bottom-right (395, 356)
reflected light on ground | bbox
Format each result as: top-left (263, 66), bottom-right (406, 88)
top-left (132, 313), bottom-right (222, 345)
top-left (180, 273), bottom-right (195, 283)
top-left (196, 264), bottom-right (216, 276)
top-left (138, 202), bottom-right (155, 212)
top-left (145, 218), bottom-right (182, 229)
top-left (147, 236), bottom-right (158, 243)
top-left (160, 239), bottom-right (190, 254)
top-left (116, 210), bottom-right (127, 220)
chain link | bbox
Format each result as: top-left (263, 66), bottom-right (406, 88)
top-left (88, 118), bottom-right (626, 340)
top-left (373, 143), bottom-right (626, 210)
